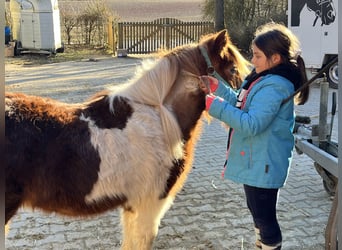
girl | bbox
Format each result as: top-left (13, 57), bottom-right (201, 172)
top-left (200, 22), bottom-right (310, 249)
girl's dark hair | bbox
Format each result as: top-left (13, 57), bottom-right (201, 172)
top-left (294, 55), bottom-right (309, 105)
top-left (253, 23), bottom-right (309, 105)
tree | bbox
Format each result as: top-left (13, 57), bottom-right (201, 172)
top-left (59, 0), bottom-right (116, 46)
top-left (80, 0), bottom-right (109, 45)
top-left (203, 0), bottom-right (288, 55)
top-left (215, 0), bottom-right (224, 31)
top-left (59, 3), bottom-right (79, 45)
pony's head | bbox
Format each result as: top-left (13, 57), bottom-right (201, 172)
top-left (160, 30), bottom-right (250, 89)
top-left (196, 30), bottom-right (251, 89)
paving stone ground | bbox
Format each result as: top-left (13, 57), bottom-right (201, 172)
top-left (5, 56), bottom-right (338, 249)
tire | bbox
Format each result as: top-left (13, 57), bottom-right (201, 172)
top-left (323, 178), bottom-right (336, 197)
top-left (56, 42), bottom-right (65, 53)
top-left (314, 162), bottom-right (337, 196)
top-left (14, 40), bottom-right (22, 56)
top-left (327, 61), bottom-right (338, 89)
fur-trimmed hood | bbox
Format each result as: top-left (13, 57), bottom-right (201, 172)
top-left (244, 63), bottom-right (301, 91)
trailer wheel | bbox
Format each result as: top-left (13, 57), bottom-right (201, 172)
top-left (327, 61), bottom-right (338, 89)
top-left (56, 42), bottom-right (65, 53)
top-left (314, 162), bottom-right (337, 196)
top-left (14, 40), bottom-right (22, 56)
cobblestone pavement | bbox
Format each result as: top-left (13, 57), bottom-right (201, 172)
top-left (5, 56), bottom-right (338, 250)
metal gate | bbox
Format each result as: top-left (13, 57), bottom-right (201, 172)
top-left (117, 18), bottom-right (214, 54)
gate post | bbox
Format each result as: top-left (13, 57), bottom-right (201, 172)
top-left (117, 22), bottom-right (127, 57)
top-left (107, 16), bottom-right (116, 55)
top-left (118, 22), bottom-right (123, 51)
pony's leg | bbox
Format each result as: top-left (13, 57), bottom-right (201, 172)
top-left (121, 208), bottom-right (137, 250)
top-left (5, 184), bottom-right (23, 225)
top-left (5, 185), bottom-right (23, 236)
top-left (121, 196), bottom-right (174, 250)
top-left (5, 223), bottom-right (10, 235)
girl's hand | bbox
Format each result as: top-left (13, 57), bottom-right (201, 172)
top-left (205, 94), bottom-right (223, 111)
top-left (199, 76), bottom-right (219, 94)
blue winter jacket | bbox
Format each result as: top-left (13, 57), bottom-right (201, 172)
top-left (209, 74), bottom-right (295, 189)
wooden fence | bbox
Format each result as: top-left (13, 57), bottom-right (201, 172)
top-left (115, 18), bottom-right (214, 55)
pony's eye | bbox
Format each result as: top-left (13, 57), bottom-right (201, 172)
top-left (327, 10), bottom-right (334, 19)
top-left (230, 65), bottom-right (237, 75)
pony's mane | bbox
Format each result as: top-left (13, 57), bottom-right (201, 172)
top-left (108, 55), bottom-right (186, 159)
top-left (103, 38), bottom-right (249, 159)
top-left (227, 43), bottom-right (251, 81)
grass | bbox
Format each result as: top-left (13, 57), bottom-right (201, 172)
top-left (5, 44), bottom-right (113, 66)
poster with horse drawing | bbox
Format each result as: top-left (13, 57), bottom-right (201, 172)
top-left (288, 0), bottom-right (338, 88)
top-left (291, 0), bottom-right (337, 26)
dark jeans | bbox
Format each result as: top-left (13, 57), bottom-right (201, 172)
top-left (244, 184), bottom-right (282, 246)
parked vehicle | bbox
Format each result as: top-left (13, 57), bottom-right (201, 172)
top-left (10, 0), bottom-right (64, 55)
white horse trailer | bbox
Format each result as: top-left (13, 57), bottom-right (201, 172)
top-left (289, 1), bottom-right (339, 248)
top-left (10, 0), bottom-right (64, 55)
top-left (288, 0), bottom-right (338, 89)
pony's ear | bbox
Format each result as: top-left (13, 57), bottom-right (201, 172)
top-left (213, 29), bottom-right (230, 52)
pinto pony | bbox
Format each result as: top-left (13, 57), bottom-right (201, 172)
top-left (5, 30), bottom-right (250, 249)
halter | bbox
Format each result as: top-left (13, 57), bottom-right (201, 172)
top-left (199, 45), bottom-right (231, 86)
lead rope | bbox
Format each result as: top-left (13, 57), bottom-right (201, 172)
top-left (199, 45), bottom-right (234, 181)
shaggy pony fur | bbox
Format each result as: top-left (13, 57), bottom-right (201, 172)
top-left (5, 30), bottom-right (250, 249)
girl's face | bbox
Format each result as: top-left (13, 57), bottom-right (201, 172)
top-left (251, 44), bottom-right (280, 73)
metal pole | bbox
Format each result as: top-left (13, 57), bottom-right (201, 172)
top-left (338, 1), bottom-right (341, 249)
top-left (1, 0), bottom-right (5, 248)
top-left (318, 78), bottom-right (329, 149)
